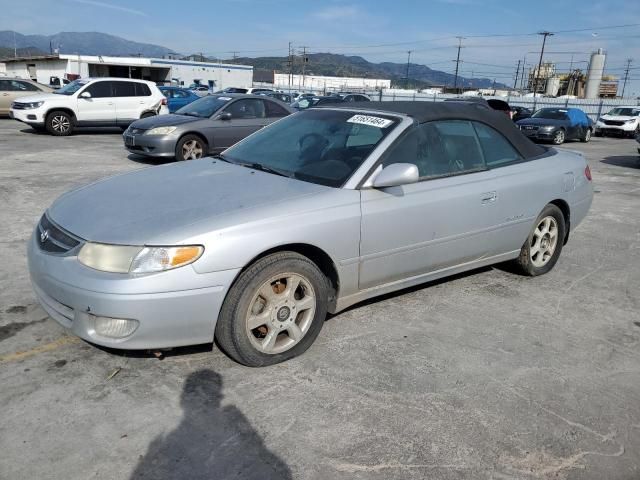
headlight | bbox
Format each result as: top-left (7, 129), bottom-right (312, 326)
top-left (625, 118), bottom-right (637, 124)
top-left (15, 101), bottom-right (44, 109)
top-left (540, 125), bottom-right (554, 130)
top-left (78, 243), bottom-right (203, 274)
top-left (146, 126), bottom-right (177, 135)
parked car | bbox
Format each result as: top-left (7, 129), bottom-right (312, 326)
top-left (594, 106), bottom-right (640, 138)
top-left (0, 78), bottom-right (52, 116)
top-left (262, 92), bottom-right (293, 104)
top-left (334, 92), bottom-right (371, 102)
top-left (216, 87), bottom-right (274, 95)
top-left (29, 101), bottom-right (593, 366)
top-left (189, 85), bottom-right (211, 96)
top-left (159, 86), bottom-right (200, 113)
top-left (291, 96), bottom-right (344, 110)
top-left (49, 76), bottom-right (71, 89)
top-left (511, 106), bottom-right (532, 122)
top-left (516, 107), bottom-right (593, 145)
top-left (123, 94), bottom-right (293, 161)
top-left (10, 78), bottom-right (168, 136)
top-left (444, 96), bottom-right (512, 118)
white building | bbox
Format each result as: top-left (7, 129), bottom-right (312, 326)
top-left (1, 54), bottom-right (253, 90)
top-left (273, 73), bottom-right (390, 92)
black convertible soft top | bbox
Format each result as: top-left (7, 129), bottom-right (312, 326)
top-left (326, 101), bottom-right (547, 159)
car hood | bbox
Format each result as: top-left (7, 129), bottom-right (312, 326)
top-left (517, 118), bottom-right (566, 127)
top-left (48, 160), bottom-right (328, 245)
top-left (599, 115), bottom-right (637, 121)
top-left (129, 113), bottom-right (203, 129)
top-left (12, 93), bottom-right (63, 103)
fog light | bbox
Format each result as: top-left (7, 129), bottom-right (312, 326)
top-left (93, 315), bottom-right (139, 338)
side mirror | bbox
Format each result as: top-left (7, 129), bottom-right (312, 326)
top-left (372, 163), bottom-right (419, 188)
top-left (218, 112), bottom-right (232, 120)
top-left (79, 91), bottom-right (92, 99)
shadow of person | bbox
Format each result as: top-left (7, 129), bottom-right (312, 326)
top-left (130, 369), bottom-right (292, 480)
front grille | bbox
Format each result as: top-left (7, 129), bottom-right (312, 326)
top-left (37, 214), bottom-right (82, 254)
top-left (11, 102), bottom-right (28, 110)
top-left (520, 125), bottom-right (539, 131)
top-left (604, 120), bottom-right (624, 126)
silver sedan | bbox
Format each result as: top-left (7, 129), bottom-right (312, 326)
top-left (28, 102), bottom-right (593, 366)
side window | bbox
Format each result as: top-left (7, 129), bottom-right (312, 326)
top-left (382, 120), bottom-right (485, 178)
top-left (472, 122), bottom-right (522, 168)
top-left (160, 89), bottom-right (171, 98)
top-left (84, 81), bottom-right (112, 98)
top-left (14, 81), bottom-right (39, 91)
top-left (0, 80), bottom-right (12, 91)
top-left (135, 83), bottom-right (152, 96)
top-left (173, 90), bottom-right (189, 98)
top-left (225, 99), bottom-right (265, 119)
top-left (264, 100), bottom-right (289, 118)
top-left (113, 81), bottom-right (136, 97)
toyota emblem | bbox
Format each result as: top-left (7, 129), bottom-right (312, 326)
top-left (40, 229), bottom-right (50, 243)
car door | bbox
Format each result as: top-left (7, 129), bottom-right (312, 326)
top-left (0, 79), bottom-right (14, 114)
top-left (75, 80), bottom-right (116, 124)
top-left (359, 120), bottom-right (501, 290)
top-left (263, 99), bottom-right (290, 125)
top-left (212, 98), bottom-right (269, 149)
top-left (112, 81), bottom-right (141, 124)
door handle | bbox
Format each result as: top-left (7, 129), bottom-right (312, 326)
top-left (481, 191), bottom-right (497, 204)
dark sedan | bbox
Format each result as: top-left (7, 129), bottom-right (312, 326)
top-left (511, 106), bottom-right (532, 122)
top-left (516, 107), bottom-right (592, 145)
top-left (123, 94), bottom-right (293, 161)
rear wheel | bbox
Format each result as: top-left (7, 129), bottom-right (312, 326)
top-left (215, 252), bottom-right (329, 366)
top-left (552, 129), bottom-right (565, 145)
top-left (580, 128), bottom-right (592, 143)
top-left (175, 134), bottom-right (206, 161)
top-left (46, 111), bottom-right (73, 136)
top-left (512, 204), bottom-right (565, 276)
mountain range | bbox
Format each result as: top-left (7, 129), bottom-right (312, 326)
top-left (0, 31), bottom-right (505, 89)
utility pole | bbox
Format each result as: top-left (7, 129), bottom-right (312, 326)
top-left (231, 51), bottom-right (238, 63)
top-left (532, 31), bottom-right (554, 96)
top-left (621, 58), bottom-right (632, 98)
top-left (405, 50), bottom-right (412, 89)
top-left (453, 36), bottom-right (464, 93)
top-left (287, 42), bottom-right (293, 89)
top-left (513, 59), bottom-right (521, 90)
top-left (300, 46), bottom-right (309, 88)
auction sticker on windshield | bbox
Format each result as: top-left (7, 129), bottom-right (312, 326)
top-left (347, 114), bottom-right (393, 128)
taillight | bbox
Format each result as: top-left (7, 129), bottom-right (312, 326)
top-left (161, 98), bottom-right (167, 106)
top-left (584, 165), bottom-right (592, 181)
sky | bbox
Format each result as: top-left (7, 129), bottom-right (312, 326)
top-left (2, 0), bottom-right (640, 95)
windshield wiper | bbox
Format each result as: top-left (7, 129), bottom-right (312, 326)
top-left (237, 161), bottom-right (292, 178)
top-left (212, 153), bottom-right (234, 164)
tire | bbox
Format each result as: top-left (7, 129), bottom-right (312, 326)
top-left (46, 110), bottom-right (74, 136)
top-left (512, 204), bottom-right (566, 276)
top-left (175, 134), bottom-right (206, 161)
top-left (215, 252), bottom-right (329, 366)
top-left (552, 129), bottom-right (565, 145)
top-left (580, 128), bottom-right (592, 143)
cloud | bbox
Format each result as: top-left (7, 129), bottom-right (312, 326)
top-left (68, 0), bottom-right (146, 17)
top-left (313, 5), bottom-right (360, 21)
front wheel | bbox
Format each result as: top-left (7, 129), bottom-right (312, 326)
top-left (175, 134), bottom-right (206, 161)
top-left (512, 204), bottom-right (566, 276)
top-left (215, 252), bottom-right (329, 366)
top-left (552, 129), bottom-right (565, 145)
top-left (46, 111), bottom-right (73, 136)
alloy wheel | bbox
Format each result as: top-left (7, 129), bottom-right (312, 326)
top-left (245, 273), bottom-right (316, 354)
top-left (554, 130), bottom-right (565, 144)
top-left (530, 216), bottom-right (559, 268)
top-left (181, 140), bottom-right (203, 160)
top-left (52, 115), bottom-right (71, 133)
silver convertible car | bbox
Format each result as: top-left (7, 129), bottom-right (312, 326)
top-left (28, 102), bottom-right (593, 366)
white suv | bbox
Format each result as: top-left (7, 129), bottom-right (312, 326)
top-left (594, 106), bottom-right (640, 138)
top-left (10, 77), bottom-right (168, 136)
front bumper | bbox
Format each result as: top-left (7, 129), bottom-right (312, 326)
top-left (594, 122), bottom-right (637, 135)
top-left (27, 231), bottom-right (240, 349)
top-left (520, 127), bottom-right (556, 141)
top-left (10, 107), bottom-right (45, 125)
top-left (123, 131), bottom-right (178, 158)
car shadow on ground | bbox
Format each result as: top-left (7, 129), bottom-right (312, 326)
top-left (127, 153), bottom-right (173, 165)
top-left (602, 155), bottom-right (640, 169)
top-left (19, 126), bottom-right (124, 135)
top-left (129, 369), bottom-right (292, 480)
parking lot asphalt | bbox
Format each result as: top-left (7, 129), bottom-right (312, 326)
top-left (0, 119), bottom-right (639, 480)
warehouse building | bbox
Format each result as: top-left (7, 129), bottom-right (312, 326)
top-left (1, 54), bottom-right (253, 90)
top-left (270, 73), bottom-right (390, 92)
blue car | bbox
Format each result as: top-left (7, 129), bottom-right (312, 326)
top-left (158, 86), bottom-right (200, 113)
top-left (516, 107), bottom-right (593, 145)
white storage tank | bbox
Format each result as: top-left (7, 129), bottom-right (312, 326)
top-left (585, 48), bottom-right (606, 99)
top-left (546, 76), bottom-right (561, 96)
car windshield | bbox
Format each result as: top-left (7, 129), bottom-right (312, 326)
top-left (222, 109), bottom-right (398, 188)
top-left (175, 96), bottom-right (232, 117)
top-left (607, 107), bottom-right (640, 116)
top-left (532, 108), bottom-right (568, 120)
top-left (53, 79), bottom-right (87, 95)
